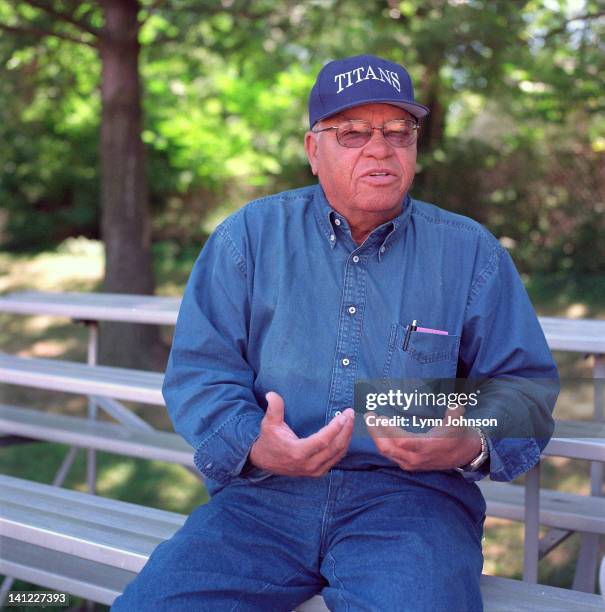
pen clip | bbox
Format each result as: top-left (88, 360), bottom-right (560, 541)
top-left (403, 319), bottom-right (418, 351)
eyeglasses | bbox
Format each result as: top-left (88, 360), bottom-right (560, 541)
top-left (312, 119), bottom-right (419, 148)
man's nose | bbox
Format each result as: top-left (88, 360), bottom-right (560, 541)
top-left (363, 128), bottom-right (393, 157)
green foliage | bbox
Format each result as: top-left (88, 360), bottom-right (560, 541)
top-left (0, 0), bottom-right (603, 274)
top-left (0, 18), bottom-right (99, 248)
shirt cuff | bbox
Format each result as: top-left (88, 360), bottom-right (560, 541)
top-left (480, 436), bottom-right (541, 482)
top-left (193, 412), bottom-right (265, 484)
top-left (459, 433), bottom-right (541, 483)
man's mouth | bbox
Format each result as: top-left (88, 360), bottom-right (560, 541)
top-left (361, 170), bottom-right (398, 184)
top-left (362, 168), bottom-right (397, 178)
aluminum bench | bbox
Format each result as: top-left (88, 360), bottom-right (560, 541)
top-left (2, 353), bottom-right (605, 592)
top-left (0, 475), bottom-right (602, 611)
top-left (544, 419), bottom-right (605, 461)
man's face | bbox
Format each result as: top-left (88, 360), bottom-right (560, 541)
top-left (304, 103), bottom-right (417, 224)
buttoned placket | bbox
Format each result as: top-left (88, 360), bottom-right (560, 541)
top-left (318, 196), bottom-right (409, 425)
top-left (325, 244), bottom-right (368, 424)
top-left (324, 220), bottom-right (395, 426)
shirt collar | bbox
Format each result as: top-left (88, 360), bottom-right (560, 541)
top-left (312, 184), bottom-right (412, 260)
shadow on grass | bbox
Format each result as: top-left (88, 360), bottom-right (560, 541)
top-left (527, 273), bottom-right (605, 318)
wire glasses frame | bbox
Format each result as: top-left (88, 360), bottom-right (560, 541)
top-left (312, 119), bottom-right (420, 148)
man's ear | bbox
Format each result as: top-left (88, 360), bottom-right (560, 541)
top-left (304, 131), bottom-right (319, 176)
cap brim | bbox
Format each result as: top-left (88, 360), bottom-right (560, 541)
top-left (312, 99), bottom-right (429, 127)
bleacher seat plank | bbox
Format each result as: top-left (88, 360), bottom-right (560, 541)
top-left (479, 481), bottom-right (605, 533)
top-left (478, 573), bottom-right (603, 611)
top-left (545, 419), bottom-right (605, 461)
top-left (297, 574), bottom-right (604, 612)
top-left (539, 316), bottom-right (605, 353)
top-left (0, 537), bottom-right (136, 606)
top-left (0, 404), bottom-right (194, 467)
top-left (0, 353), bottom-right (163, 405)
top-left (0, 475), bottom-right (185, 572)
top-left (0, 291), bottom-right (181, 326)
top-left (2, 544), bottom-right (601, 612)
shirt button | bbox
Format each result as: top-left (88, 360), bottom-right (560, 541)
top-left (380, 246), bottom-right (386, 253)
top-left (334, 218), bottom-right (341, 226)
top-left (348, 306), bottom-right (356, 315)
top-left (330, 234), bottom-right (335, 241)
top-left (352, 255), bottom-right (360, 263)
top-left (334, 410), bottom-right (342, 416)
top-left (342, 358), bottom-right (350, 366)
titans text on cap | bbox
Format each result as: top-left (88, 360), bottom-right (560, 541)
top-left (334, 64), bottom-right (401, 94)
top-left (308, 54), bottom-right (429, 128)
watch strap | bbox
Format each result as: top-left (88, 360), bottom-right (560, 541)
top-left (466, 426), bottom-right (489, 471)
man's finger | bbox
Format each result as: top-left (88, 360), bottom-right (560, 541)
top-left (324, 409), bottom-right (355, 455)
top-left (264, 391), bottom-right (285, 424)
top-left (445, 402), bottom-right (465, 421)
top-left (299, 409), bottom-right (355, 457)
top-left (305, 410), bottom-right (356, 472)
top-left (364, 413), bottom-right (432, 463)
top-left (364, 413), bottom-right (401, 457)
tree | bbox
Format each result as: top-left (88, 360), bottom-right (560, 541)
top-left (1, 0), bottom-right (603, 320)
top-left (0, 0), bottom-right (316, 367)
top-left (1, 0), bottom-right (158, 368)
top-left (97, 0), bottom-right (158, 368)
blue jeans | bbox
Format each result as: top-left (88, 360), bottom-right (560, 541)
top-left (112, 468), bottom-right (485, 612)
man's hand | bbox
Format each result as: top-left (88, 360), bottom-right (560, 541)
top-left (249, 391), bottom-right (355, 477)
top-left (365, 405), bottom-right (482, 471)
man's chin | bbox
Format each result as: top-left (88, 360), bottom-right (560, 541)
top-left (357, 199), bottom-right (406, 216)
top-left (356, 185), bottom-right (408, 208)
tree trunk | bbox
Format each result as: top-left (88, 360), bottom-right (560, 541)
top-left (414, 61), bottom-right (446, 196)
top-left (98, 0), bottom-right (164, 370)
top-left (419, 63), bottom-right (445, 155)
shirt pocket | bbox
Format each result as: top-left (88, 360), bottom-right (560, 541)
top-left (382, 322), bottom-right (461, 381)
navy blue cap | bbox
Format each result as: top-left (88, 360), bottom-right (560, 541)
top-left (308, 54), bottom-right (429, 128)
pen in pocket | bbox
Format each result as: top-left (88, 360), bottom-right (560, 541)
top-left (403, 319), bottom-right (417, 351)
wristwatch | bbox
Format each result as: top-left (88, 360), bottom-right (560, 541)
top-left (464, 427), bottom-right (489, 471)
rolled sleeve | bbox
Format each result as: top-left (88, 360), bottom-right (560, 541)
top-left (461, 437), bottom-right (541, 483)
top-left (193, 412), bottom-right (263, 483)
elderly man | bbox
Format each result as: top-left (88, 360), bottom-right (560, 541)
top-left (113, 55), bottom-right (557, 612)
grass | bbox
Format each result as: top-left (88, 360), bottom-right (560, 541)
top-left (1, 239), bottom-right (604, 607)
top-left (526, 272), bottom-right (605, 318)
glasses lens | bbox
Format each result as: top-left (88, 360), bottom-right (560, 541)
top-left (336, 122), bottom-right (372, 148)
top-left (384, 120), bottom-right (417, 147)
top-left (333, 120), bottom-right (418, 148)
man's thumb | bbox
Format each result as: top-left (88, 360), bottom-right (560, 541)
top-left (446, 402), bottom-right (466, 422)
top-left (265, 391), bottom-right (285, 423)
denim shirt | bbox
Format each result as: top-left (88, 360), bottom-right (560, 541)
top-left (163, 184), bottom-right (558, 496)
